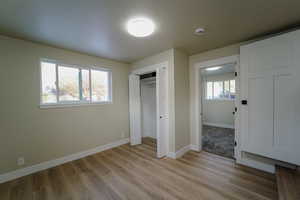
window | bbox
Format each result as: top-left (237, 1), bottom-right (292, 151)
top-left (206, 79), bottom-right (235, 100)
top-left (206, 82), bottom-right (213, 99)
top-left (213, 81), bottom-right (223, 99)
top-left (58, 66), bottom-right (80, 101)
top-left (40, 60), bottom-right (112, 107)
top-left (91, 69), bottom-right (109, 102)
top-left (224, 80), bottom-right (230, 99)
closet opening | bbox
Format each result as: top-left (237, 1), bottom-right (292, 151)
top-left (129, 62), bottom-right (169, 158)
top-left (140, 72), bottom-right (157, 151)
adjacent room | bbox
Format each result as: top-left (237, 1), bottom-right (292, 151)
top-left (0, 1), bottom-right (300, 200)
top-left (201, 64), bottom-right (236, 159)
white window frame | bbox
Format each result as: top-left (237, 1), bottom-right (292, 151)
top-left (205, 79), bottom-right (235, 101)
top-left (39, 58), bottom-right (112, 108)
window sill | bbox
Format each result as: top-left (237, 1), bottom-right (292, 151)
top-left (39, 101), bottom-right (113, 109)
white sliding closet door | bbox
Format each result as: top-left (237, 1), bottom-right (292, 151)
top-left (129, 74), bottom-right (142, 145)
top-left (240, 30), bottom-right (300, 165)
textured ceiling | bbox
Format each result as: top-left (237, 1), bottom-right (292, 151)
top-left (0, 0), bottom-right (300, 63)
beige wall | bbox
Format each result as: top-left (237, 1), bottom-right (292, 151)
top-left (131, 49), bottom-right (174, 71)
top-left (174, 49), bottom-right (190, 151)
top-left (189, 44), bottom-right (241, 65)
top-left (0, 36), bottom-right (130, 174)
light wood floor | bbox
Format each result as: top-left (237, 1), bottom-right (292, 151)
top-left (0, 138), bottom-right (278, 200)
top-left (276, 165), bottom-right (300, 200)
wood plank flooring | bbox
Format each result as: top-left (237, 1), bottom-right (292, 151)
top-left (276, 165), bottom-right (300, 200)
top-left (0, 138), bottom-right (278, 200)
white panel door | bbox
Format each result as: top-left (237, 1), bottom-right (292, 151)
top-left (240, 30), bottom-right (300, 165)
top-left (273, 31), bottom-right (300, 164)
top-left (129, 74), bottom-right (142, 145)
top-left (156, 66), bottom-right (169, 158)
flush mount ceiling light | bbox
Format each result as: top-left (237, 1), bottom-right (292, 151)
top-left (127, 17), bottom-right (155, 37)
top-left (206, 66), bottom-right (222, 71)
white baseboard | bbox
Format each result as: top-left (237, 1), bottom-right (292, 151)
top-left (167, 152), bottom-right (176, 159)
top-left (167, 144), bottom-right (274, 174)
top-left (0, 138), bottom-right (130, 184)
top-left (167, 144), bottom-right (195, 159)
top-left (203, 122), bottom-right (234, 129)
top-left (142, 135), bottom-right (156, 139)
top-left (190, 144), bottom-right (200, 152)
top-left (236, 157), bottom-right (275, 174)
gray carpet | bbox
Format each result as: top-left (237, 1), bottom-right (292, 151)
top-left (202, 125), bottom-right (235, 159)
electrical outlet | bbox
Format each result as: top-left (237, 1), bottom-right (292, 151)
top-left (17, 157), bottom-right (25, 166)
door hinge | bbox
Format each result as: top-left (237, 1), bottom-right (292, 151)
top-left (235, 72), bottom-right (238, 77)
top-left (241, 100), bottom-right (248, 105)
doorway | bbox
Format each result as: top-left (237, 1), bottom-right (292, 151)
top-left (201, 63), bottom-right (236, 159)
top-left (129, 62), bottom-right (169, 158)
top-left (191, 55), bottom-right (240, 160)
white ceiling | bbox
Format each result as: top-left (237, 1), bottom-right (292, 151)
top-left (0, 0), bottom-right (300, 63)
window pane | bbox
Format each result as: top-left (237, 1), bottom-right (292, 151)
top-left (213, 81), bottom-right (223, 99)
top-left (230, 79), bottom-right (236, 99)
top-left (91, 70), bottom-right (109, 102)
top-left (58, 66), bottom-right (80, 101)
top-left (41, 62), bottom-right (57, 103)
top-left (81, 69), bottom-right (90, 101)
top-left (224, 80), bottom-right (230, 98)
top-left (206, 82), bottom-right (213, 99)
top-left (230, 80), bottom-right (235, 93)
